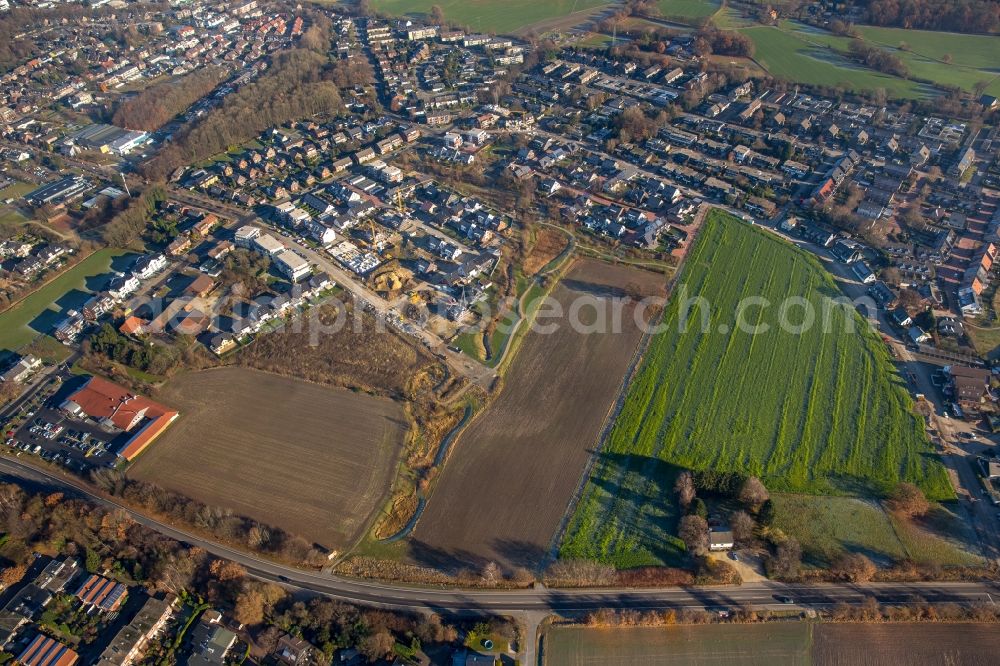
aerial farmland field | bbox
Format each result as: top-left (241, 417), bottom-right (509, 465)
top-left (412, 259), bottom-right (665, 571)
top-left (369, 0), bottom-right (610, 36)
top-left (657, 0), bottom-right (719, 22)
top-left (739, 25), bottom-right (928, 99)
top-left (544, 624), bottom-right (813, 666)
top-left (560, 209), bottom-right (951, 568)
top-left (543, 623), bottom-right (1000, 665)
top-left (129, 367), bottom-right (407, 550)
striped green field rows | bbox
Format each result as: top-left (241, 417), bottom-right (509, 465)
top-left (560, 210), bottom-right (951, 567)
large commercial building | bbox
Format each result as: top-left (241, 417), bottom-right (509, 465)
top-left (71, 124), bottom-right (148, 156)
top-left (60, 376), bottom-right (178, 461)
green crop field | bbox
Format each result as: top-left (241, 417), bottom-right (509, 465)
top-left (369, 0), bottom-right (609, 35)
top-left (560, 210), bottom-right (951, 568)
top-left (0, 248), bottom-right (124, 351)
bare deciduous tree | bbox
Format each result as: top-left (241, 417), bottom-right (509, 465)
top-left (887, 482), bottom-right (930, 518)
top-left (675, 471), bottom-right (696, 508)
top-left (739, 476), bottom-right (769, 509)
top-left (730, 510), bottom-right (756, 545)
top-left (679, 515), bottom-right (709, 556)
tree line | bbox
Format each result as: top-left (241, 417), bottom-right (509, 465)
top-left (865, 0), bottom-right (1000, 33)
top-left (847, 39), bottom-right (910, 78)
top-left (99, 186), bottom-right (165, 247)
top-left (140, 48), bottom-right (345, 182)
top-left (112, 66), bottom-right (226, 132)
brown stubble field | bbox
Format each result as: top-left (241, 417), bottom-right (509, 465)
top-left (544, 623), bottom-right (1000, 665)
top-left (411, 258), bottom-right (666, 572)
top-left (129, 367), bottom-right (407, 551)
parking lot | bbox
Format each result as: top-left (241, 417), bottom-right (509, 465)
top-left (5, 405), bottom-right (119, 471)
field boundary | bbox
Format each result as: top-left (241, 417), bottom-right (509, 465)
top-left (545, 221), bottom-right (706, 569)
top-left (375, 404), bottom-right (474, 543)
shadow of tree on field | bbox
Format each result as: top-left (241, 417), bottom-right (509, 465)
top-left (490, 539), bottom-right (547, 572)
top-left (408, 538), bottom-right (487, 574)
top-left (582, 451), bottom-right (687, 566)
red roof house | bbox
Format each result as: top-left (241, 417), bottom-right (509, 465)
top-left (60, 376), bottom-right (178, 461)
top-left (17, 634), bottom-right (79, 666)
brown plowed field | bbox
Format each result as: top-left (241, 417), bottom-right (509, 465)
top-left (129, 367), bottom-right (407, 550)
top-left (411, 259), bottom-right (665, 572)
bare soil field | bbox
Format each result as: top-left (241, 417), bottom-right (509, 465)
top-left (544, 623), bottom-right (1000, 665)
top-left (812, 623), bottom-right (1000, 665)
top-left (412, 259), bottom-right (665, 572)
top-left (130, 367), bottom-right (407, 550)
top-left (544, 624), bottom-right (811, 665)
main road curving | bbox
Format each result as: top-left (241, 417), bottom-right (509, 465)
top-left (0, 457), bottom-right (996, 614)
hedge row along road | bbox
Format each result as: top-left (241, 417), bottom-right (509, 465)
top-left (0, 457), bottom-right (995, 614)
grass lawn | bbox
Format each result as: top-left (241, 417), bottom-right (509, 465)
top-left (453, 330), bottom-right (486, 362)
top-left (965, 323), bottom-right (1000, 360)
top-left (20, 336), bottom-right (72, 364)
top-left (0, 248), bottom-right (125, 352)
top-left (757, 21), bottom-right (1000, 96)
top-left (578, 32), bottom-right (613, 48)
top-left (0, 181), bottom-right (34, 200)
top-left (855, 25), bottom-right (1000, 70)
top-left (369, 0), bottom-right (609, 35)
top-left (775, 494), bottom-right (983, 568)
top-left (560, 210), bottom-right (951, 568)
top-left (657, 0), bottom-right (719, 21)
top-left (739, 25), bottom-right (928, 99)
top-left (773, 494), bottom-right (907, 566)
top-left (0, 208), bottom-right (28, 227)
top-left (712, 5), bottom-right (754, 29)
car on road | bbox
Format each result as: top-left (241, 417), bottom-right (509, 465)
top-left (728, 551), bottom-right (739, 561)
top-left (774, 595), bottom-right (794, 604)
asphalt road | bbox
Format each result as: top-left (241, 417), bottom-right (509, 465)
top-left (0, 456), bottom-right (997, 615)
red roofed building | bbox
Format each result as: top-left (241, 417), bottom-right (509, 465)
top-left (17, 634), bottom-right (79, 666)
top-left (60, 376), bottom-right (178, 461)
top-left (75, 574), bottom-right (127, 613)
top-left (119, 316), bottom-right (147, 336)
